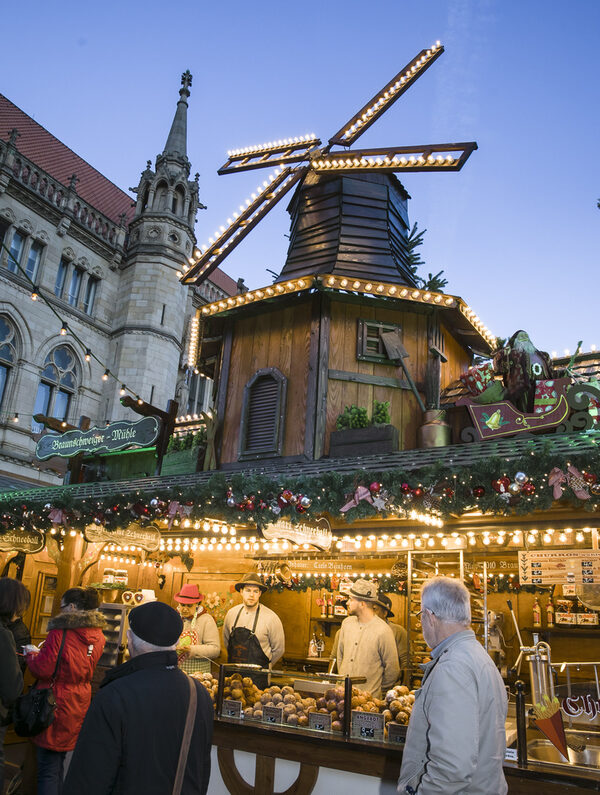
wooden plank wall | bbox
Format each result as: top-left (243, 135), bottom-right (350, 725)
top-left (440, 321), bottom-right (472, 388)
top-left (220, 300), bottom-right (313, 463)
top-left (326, 300), bottom-right (429, 451)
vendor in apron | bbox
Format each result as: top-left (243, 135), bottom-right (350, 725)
top-left (222, 573), bottom-right (285, 688)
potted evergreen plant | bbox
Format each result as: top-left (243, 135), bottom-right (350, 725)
top-left (329, 400), bottom-right (398, 457)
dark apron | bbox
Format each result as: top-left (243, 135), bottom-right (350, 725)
top-left (227, 605), bottom-right (270, 688)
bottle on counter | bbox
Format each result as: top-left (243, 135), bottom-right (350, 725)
top-left (532, 597), bottom-right (542, 628)
top-left (546, 599), bottom-right (555, 627)
top-left (308, 632), bottom-right (319, 658)
top-left (327, 593), bottom-right (334, 617)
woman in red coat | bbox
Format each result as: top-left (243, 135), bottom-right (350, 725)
top-left (25, 587), bottom-right (106, 795)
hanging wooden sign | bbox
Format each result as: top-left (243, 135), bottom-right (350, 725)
top-left (0, 527), bottom-right (45, 554)
top-left (262, 517), bottom-right (332, 551)
top-left (84, 522), bottom-right (161, 552)
top-left (35, 417), bottom-right (159, 460)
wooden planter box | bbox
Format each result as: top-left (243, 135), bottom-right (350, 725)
top-left (160, 446), bottom-right (204, 475)
top-left (329, 424), bottom-right (398, 458)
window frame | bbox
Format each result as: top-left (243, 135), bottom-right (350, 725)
top-left (67, 266), bottom-right (84, 307)
top-left (82, 274), bottom-right (99, 315)
top-left (356, 318), bottom-right (404, 365)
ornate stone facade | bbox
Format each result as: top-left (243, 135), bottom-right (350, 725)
top-left (0, 74), bottom-right (237, 485)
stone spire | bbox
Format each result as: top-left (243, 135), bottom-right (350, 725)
top-left (162, 70), bottom-right (192, 166)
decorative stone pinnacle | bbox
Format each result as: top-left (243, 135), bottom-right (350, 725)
top-left (181, 70), bottom-right (193, 90)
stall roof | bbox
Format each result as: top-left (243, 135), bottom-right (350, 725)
top-left (1, 429), bottom-right (598, 503)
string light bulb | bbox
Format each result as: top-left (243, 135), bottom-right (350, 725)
top-left (60, 324), bottom-right (68, 336)
top-left (102, 369), bottom-right (110, 381)
top-left (31, 285), bottom-right (40, 301)
top-left (84, 349), bottom-right (91, 362)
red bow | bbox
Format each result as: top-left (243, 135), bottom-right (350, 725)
top-left (340, 486), bottom-right (373, 513)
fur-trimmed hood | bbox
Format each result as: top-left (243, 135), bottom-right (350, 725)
top-left (48, 609), bottom-right (107, 631)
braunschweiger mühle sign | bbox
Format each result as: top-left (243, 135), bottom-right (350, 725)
top-left (35, 417), bottom-right (159, 460)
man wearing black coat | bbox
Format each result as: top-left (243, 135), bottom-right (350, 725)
top-left (63, 601), bottom-right (213, 795)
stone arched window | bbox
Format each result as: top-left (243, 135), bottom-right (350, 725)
top-left (172, 185), bottom-right (186, 215)
top-left (31, 345), bottom-right (78, 433)
top-left (239, 368), bottom-right (287, 460)
top-left (154, 181), bottom-right (168, 211)
top-left (0, 315), bottom-right (19, 414)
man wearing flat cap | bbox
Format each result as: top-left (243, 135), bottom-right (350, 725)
top-left (222, 573), bottom-right (285, 675)
top-left (63, 601), bottom-right (213, 795)
top-left (336, 579), bottom-right (399, 697)
top-left (174, 583), bottom-right (220, 674)
top-left (373, 591), bottom-right (408, 680)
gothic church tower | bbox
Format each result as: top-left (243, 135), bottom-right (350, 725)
top-left (106, 71), bottom-right (202, 420)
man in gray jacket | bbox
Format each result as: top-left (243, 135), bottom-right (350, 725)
top-left (398, 577), bottom-right (507, 795)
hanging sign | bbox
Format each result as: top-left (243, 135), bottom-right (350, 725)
top-left (84, 522), bottom-right (161, 552)
top-left (518, 550), bottom-right (600, 585)
top-left (262, 517), bottom-right (332, 551)
top-left (35, 417), bottom-right (159, 460)
top-left (0, 527), bottom-right (45, 554)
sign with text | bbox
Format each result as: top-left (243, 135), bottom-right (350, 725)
top-left (84, 522), bottom-right (161, 552)
top-left (262, 705), bottom-right (283, 725)
top-left (221, 699), bottom-right (242, 719)
top-left (519, 550), bottom-right (600, 585)
top-left (262, 517), bottom-right (332, 551)
top-left (351, 710), bottom-right (384, 741)
top-left (308, 711), bottom-right (332, 732)
top-left (35, 417), bottom-right (159, 460)
top-left (387, 722), bottom-right (405, 745)
top-left (0, 527), bottom-right (45, 554)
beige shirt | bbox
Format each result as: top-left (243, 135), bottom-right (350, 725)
top-left (337, 614), bottom-right (400, 697)
top-left (222, 603), bottom-right (285, 665)
top-left (390, 621), bottom-right (408, 669)
top-left (181, 611), bottom-right (220, 660)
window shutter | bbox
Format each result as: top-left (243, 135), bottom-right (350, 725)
top-left (239, 369), bottom-right (287, 460)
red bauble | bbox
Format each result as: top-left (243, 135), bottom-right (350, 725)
top-left (444, 488), bottom-right (454, 499)
top-left (473, 486), bottom-right (485, 498)
top-left (400, 483), bottom-right (411, 494)
top-left (296, 504), bottom-right (306, 513)
top-left (369, 481), bottom-right (382, 494)
top-left (491, 477), bottom-right (511, 494)
top-left (521, 482), bottom-right (536, 496)
top-left (583, 472), bottom-right (598, 484)
top-left (412, 487), bottom-right (424, 499)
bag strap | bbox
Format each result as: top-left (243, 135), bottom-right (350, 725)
top-left (172, 675), bottom-right (197, 795)
top-left (51, 630), bottom-right (67, 684)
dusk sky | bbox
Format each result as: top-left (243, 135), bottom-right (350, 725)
top-left (2, 1), bottom-right (598, 356)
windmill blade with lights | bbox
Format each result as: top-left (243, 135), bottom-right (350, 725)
top-left (181, 41), bottom-right (477, 286)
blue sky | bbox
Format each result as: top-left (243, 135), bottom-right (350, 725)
top-left (2, 0), bottom-right (599, 355)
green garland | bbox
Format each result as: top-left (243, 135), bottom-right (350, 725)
top-left (1, 442), bottom-right (599, 535)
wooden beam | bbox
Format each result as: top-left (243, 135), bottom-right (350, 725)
top-left (328, 369), bottom-right (410, 390)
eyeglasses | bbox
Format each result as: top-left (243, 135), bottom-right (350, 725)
top-left (417, 607), bottom-right (435, 618)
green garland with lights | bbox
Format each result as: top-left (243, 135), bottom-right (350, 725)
top-left (1, 440), bottom-right (599, 535)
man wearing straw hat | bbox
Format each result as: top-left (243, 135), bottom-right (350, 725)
top-left (336, 578), bottom-right (399, 697)
top-left (173, 583), bottom-right (220, 674)
top-left (222, 573), bottom-right (285, 675)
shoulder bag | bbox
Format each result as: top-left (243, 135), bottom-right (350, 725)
top-left (172, 675), bottom-right (198, 795)
top-left (13, 629), bottom-right (67, 737)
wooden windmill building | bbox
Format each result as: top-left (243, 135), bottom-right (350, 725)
top-left (182, 43), bottom-right (494, 467)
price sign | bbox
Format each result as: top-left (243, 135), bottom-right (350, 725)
top-left (504, 748), bottom-right (518, 761)
top-left (518, 551), bottom-right (600, 585)
top-left (351, 710), bottom-right (384, 741)
top-left (387, 722), bottom-right (405, 744)
top-left (262, 705), bottom-right (283, 725)
top-left (221, 699), bottom-right (242, 719)
top-left (308, 711), bottom-right (332, 732)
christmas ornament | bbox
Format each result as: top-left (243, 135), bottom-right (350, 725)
top-left (472, 486), bottom-right (485, 498)
top-left (583, 472), bottom-right (597, 484)
top-left (491, 477), bottom-right (511, 494)
top-left (412, 487), bottom-right (424, 499)
top-left (400, 483), bottom-right (411, 494)
top-left (369, 482), bottom-right (382, 494)
top-left (514, 472), bottom-right (529, 486)
top-left (522, 482), bottom-right (536, 496)
top-left (508, 482), bottom-right (521, 496)
top-left (300, 495), bottom-right (312, 508)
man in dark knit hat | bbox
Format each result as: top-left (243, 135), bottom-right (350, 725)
top-left (63, 601), bottom-right (213, 795)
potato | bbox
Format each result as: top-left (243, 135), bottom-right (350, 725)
top-left (260, 693), bottom-right (270, 705)
top-left (351, 696), bottom-right (360, 708)
top-left (389, 700), bottom-right (402, 715)
top-left (282, 686), bottom-right (294, 695)
top-left (332, 720), bottom-right (342, 732)
top-left (325, 688), bottom-right (337, 701)
top-left (283, 694), bottom-right (296, 705)
top-left (318, 707), bottom-right (329, 714)
top-left (317, 697), bottom-right (327, 709)
top-left (286, 714), bottom-right (299, 726)
top-left (326, 699), bottom-right (337, 712)
top-left (397, 686), bottom-right (409, 696)
top-left (242, 677), bottom-right (253, 687)
top-left (253, 709), bottom-right (263, 719)
top-left (272, 694), bottom-right (283, 705)
top-left (297, 715), bottom-right (308, 727)
top-left (382, 709), bottom-right (393, 723)
top-left (396, 710), bottom-right (409, 724)
top-left (329, 710), bottom-right (339, 721)
top-left (243, 707), bottom-right (253, 717)
top-left (231, 688), bottom-right (243, 700)
top-left (283, 704), bottom-right (297, 715)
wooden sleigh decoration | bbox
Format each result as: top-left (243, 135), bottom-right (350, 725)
top-left (457, 378), bottom-right (600, 442)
